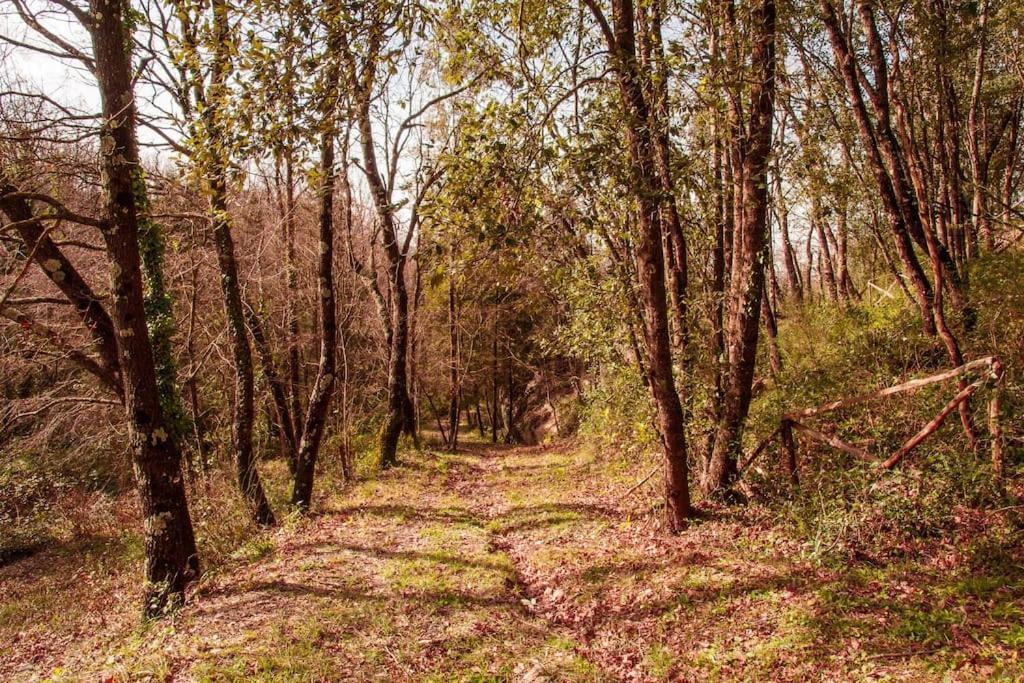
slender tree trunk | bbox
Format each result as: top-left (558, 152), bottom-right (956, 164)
top-left (869, 211), bottom-right (915, 304)
top-left (645, 0), bottom-right (688, 353)
top-left (209, 180), bottom-right (275, 525)
top-left (705, 0), bottom-right (776, 497)
top-left (709, 131), bottom-right (728, 466)
top-left (184, 254), bottom-right (210, 471)
top-left (820, 0), bottom-right (938, 335)
top-left (505, 355), bottom-right (515, 443)
top-left (1000, 103), bottom-right (1021, 233)
top-left (291, 131), bottom-right (338, 510)
top-left (854, 2), bottom-right (970, 321)
top-left (245, 303), bottom-right (298, 460)
top-left (407, 263), bottom-right (422, 445)
top-left (774, 171), bottom-right (803, 300)
top-left (967, 0), bottom-right (992, 251)
top-left (804, 224), bottom-right (815, 304)
top-left (284, 153), bottom-right (302, 438)
top-left (447, 276), bottom-right (460, 451)
top-left (491, 334), bottom-right (499, 443)
top-left (761, 280), bottom-right (782, 376)
top-left (836, 208), bottom-right (857, 300)
top-left (811, 195), bottom-right (840, 302)
top-left (204, 0), bottom-right (274, 525)
top-left (585, 0), bottom-right (694, 527)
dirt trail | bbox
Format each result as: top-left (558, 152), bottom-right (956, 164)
top-left (87, 441), bottom-right (616, 681)
top-left (10, 439), bottom-right (1012, 681)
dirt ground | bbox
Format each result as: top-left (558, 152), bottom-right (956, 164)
top-left (3, 438), bottom-right (1022, 681)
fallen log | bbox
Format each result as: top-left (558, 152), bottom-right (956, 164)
top-left (880, 359), bottom-right (1005, 470)
top-left (790, 420), bottom-right (874, 463)
top-left (738, 424), bottom-right (782, 473)
top-left (784, 357), bottom-right (996, 421)
top-left (880, 377), bottom-right (986, 469)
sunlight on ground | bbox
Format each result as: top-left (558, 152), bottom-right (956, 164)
top-left (4, 439), bottom-right (1022, 681)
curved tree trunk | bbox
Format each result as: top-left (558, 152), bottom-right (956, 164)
top-left (585, 0), bottom-right (693, 528)
top-left (209, 179), bottom-right (275, 526)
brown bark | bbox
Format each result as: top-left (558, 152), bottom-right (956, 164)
top-left (0, 179), bottom-right (122, 395)
top-left (781, 421), bottom-right (798, 485)
top-left (585, 0), bottom-right (693, 528)
top-left (203, 0), bottom-right (274, 526)
top-left (283, 154), bottom-right (302, 435)
top-left (209, 179), bottom-right (274, 525)
top-left (966, 0), bottom-right (992, 251)
top-left (644, 0), bottom-right (689, 353)
top-left (245, 303), bottom-right (298, 460)
top-left (803, 224), bottom-right (815, 303)
top-left (291, 130), bottom-right (338, 510)
top-left (881, 375), bottom-right (985, 469)
top-left (854, 2), bottom-right (969, 319)
top-left (355, 97), bottom-right (414, 468)
top-left (774, 171), bottom-right (803, 300)
top-left (811, 196), bottom-right (840, 303)
top-left (819, 0), bottom-right (937, 335)
top-left (342, 26), bottom-right (417, 468)
top-left (705, 0), bottom-right (777, 497)
top-left (446, 276), bottom-right (460, 451)
top-left (835, 208), bottom-right (857, 300)
top-left (90, 0), bottom-right (198, 616)
top-left (491, 333), bottom-right (499, 443)
top-left (761, 280), bottom-right (782, 376)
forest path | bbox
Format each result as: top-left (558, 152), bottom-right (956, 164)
top-left (98, 439), bottom-right (616, 681)
top-left (15, 437), bottom-right (1008, 681)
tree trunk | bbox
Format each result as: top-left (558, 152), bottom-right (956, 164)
top-left (353, 97), bottom-right (413, 469)
top-left (705, 0), bottom-right (776, 497)
top-left (836, 208), bottom-right (857, 300)
top-left (90, 0), bottom-right (198, 616)
top-left (447, 276), bottom-right (460, 451)
top-left (811, 195), bottom-right (840, 302)
top-left (505, 356), bottom-right (515, 444)
top-left (209, 179), bottom-right (275, 525)
top-left (820, 0), bottom-right (938, 335)
top-left (491, 334), bottom-right (499, 443)
top-left (774, 171), bottom-right (803, 300)
top-left (585, 0), bottom-right (693, 527)
top-left (245, 303), bottom-right (298, 461)
top-left (291, 131), bottom-right (338, 511)
top-left (645, 0), bottom-right (688, 353)
top-left (0, 179), bottom-right (122, 395)
top-left (761, 280), bottom-right (783, 376)
top-left (205, 0), bottom-right (274, 526)
top-left (284, 153), bottom-right (302, 437)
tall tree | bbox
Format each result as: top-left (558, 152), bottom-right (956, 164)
top-left (158, 0), bottom-right (276, 526)
top-left (704, 0), bottom-right (777, 496)
top-left (583, 0), bottom-right (694, 528)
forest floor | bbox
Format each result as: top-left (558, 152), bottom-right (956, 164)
top-left (3, 436), bottom-right (1023, 681)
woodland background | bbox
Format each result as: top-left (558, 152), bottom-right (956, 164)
top-left (1, 0), bottom-right (1023, 679)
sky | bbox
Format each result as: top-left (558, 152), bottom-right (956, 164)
top-left (1, 7), bottom-right (99, 111)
